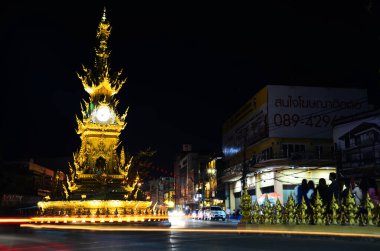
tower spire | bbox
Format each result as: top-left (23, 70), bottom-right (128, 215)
top-left (77, 7), bottom-right (126, 98)
top-left (102, 7), bottom-right (107, 21)
top-left (96, 7), bottom-right (111, 62)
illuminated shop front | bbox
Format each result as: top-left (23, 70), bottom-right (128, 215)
top-left (224, 165), bottom-right (335, 210)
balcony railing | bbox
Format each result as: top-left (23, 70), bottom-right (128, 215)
top-left (336, 141), bottom-right (380, 152)
top-left (336, 143), bottom-right (380, 169)
top-left (338, 155), bottom-right (380, 169)
top-left (257, 151), bottom-right (334, 162)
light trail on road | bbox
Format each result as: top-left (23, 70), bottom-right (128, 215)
top-left (0, 218), bottom-right (31, 224)
top-left (20, 224), bottom-right (380, 239)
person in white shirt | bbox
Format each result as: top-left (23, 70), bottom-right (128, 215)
top-left (352, 182), bottom-right (363, 206)
top-left (226, 208), bottom-right (231, 221)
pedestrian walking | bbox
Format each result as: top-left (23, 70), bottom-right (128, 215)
top-left (328, 172), bottom-right (340, 203)
top-left (226, 208), bottom-right (231, 221)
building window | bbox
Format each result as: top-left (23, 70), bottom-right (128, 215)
top-left (261, 147), bottom-right (273, 161)
top-left (345, 137), bottom-right (350, 148)
top-left (350, 137), bottom-right (355, 147)
top-left (363, 151), bottom-right (375, 165)
top-left (315, 146), bottom-right (323, 159)
top-left (246, 188), bottom-right (256, 196)
top-left (357, 133), bottom-right (371, 146)
top-left (234, 192), bottom-right (241, 198)
top-left (261, 186), bottom-right (274, 194)
top-left (283, 184), bottom-right (297, 190)
top-left (282, 144), bottom-right (305, 158)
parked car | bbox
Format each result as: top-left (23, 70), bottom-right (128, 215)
top-left (203, 206), bottom-right (226, 221)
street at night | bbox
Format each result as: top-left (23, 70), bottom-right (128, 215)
top-left (0, 218), bottom-right (379, 251)
top-left (2, 2), bottom-right (380, 250)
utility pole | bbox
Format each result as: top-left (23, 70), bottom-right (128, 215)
top-left (202, 163), bottom-right (205, 209)
top-left (186, 161), bottom-right (188, 208)
top-left (241, 128), bottom-right (248, 193)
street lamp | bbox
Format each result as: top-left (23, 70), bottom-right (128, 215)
top-left (207, 168), bottom-right (216, 175)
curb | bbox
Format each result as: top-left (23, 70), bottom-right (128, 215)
top-left (236, 224), bottom-right (380, 240)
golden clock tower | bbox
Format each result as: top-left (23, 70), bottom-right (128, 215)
top-left (35, 9), bottom-right (163, 219)
top-left (63, 7), bottom-right (137, 199)
top-left (65, 8), bottom-right (137, 200)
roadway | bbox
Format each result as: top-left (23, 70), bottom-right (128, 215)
top-left (0, 217), bottom-right (378, 250)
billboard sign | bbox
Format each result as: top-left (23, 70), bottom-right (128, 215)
top-left (267, 85), bottom-right (368, 138)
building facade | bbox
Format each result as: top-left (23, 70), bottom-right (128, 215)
top-left (221, 85), bottom-right (369, 211)
top-left (0, 161), bottom-right (55, 215)
top-left (194, 156), bottom-right (224, 209)
top-left (149, 177), bottom-right (175, 208)
top-left (174, 151), bottom-right (209, 211)
top-left (333, 109), bottom-right (380, 180)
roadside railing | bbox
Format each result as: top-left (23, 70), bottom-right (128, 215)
top-left (240, 189), bottom-right (380, 226)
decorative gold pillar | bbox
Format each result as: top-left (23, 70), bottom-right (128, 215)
top-left (362, 192), bottom-right (375, 226)
top-left (297, 197), bottom-right (308, 224)
top-left (240, 188), bottom-right (252, 224)
top-left (251, 200), bottom-right (260, 224)
top-left (311, 191), bottom-right (324, 225)
top-left (341, 190), bottom-right (357, 225)
top-left (284, 195), bottom-right (296, 224)
top-left (328, 194), bottom-right (339, 225)
top-left (273, 198), bottom-right (283, 224)
top-left (262, 195), bottom-right (272, 224)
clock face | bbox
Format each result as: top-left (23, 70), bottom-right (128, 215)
top-left (95, 105), bottom-right (111, 122)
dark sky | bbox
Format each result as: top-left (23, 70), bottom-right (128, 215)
top-left (2, 1), bottom-right (380, 171)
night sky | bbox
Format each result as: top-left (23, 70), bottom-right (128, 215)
top-left (2, 1), bottom-right (380, 172)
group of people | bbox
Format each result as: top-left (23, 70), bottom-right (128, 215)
top-left (295, 176), bottom-right (329, 207)
top-left (295, 172), bottom-right (380, 208)
top-left (340, 176), bottom-right (380, 207)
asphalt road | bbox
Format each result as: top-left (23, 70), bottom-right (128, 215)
top-left (0, 218), bottom-right (378, 251)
